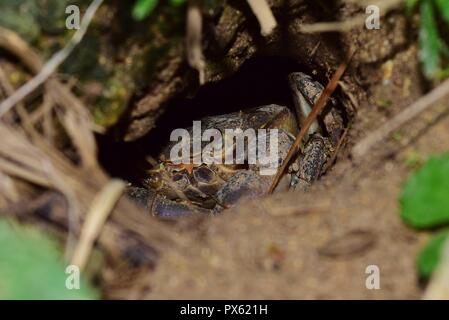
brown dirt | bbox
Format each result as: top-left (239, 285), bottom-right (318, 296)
top-left (113, 7), bottom-right (449, 299)
top-left (3, 0), bottom-right (449, 300)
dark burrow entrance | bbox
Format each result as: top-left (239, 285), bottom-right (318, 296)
top-left (97, 55), bottom-right (350, 188)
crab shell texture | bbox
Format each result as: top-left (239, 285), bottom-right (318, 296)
top-left (144, 105), bottom-right (299, 209)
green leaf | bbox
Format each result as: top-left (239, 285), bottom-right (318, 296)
top-left (417, 230), bottom-right (449, 278)
top-left (0, 7), bottom-right (40, 42)
top-left (419, 0), bottom-right (442, 78)
top-left (133, 0), bottom-right (159, 20)
top-left (435, 67), bottom-right (449, 80)
top-left (400, 154), bottom-right (449, 228)
top-left (434, 0), bottom-right (449, 23)
top-left (405, 0), bottom-right (420, 15)
top-left (0, 219), bottom-right (98, 299)
top-left (169, 0), bottom-right (186, 6)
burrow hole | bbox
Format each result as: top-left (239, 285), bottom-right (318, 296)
top-left (97, 56), bottom-right (349, 186)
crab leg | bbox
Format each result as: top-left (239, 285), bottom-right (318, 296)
top-left (287, 72), bottom-right (338, 190)
top-left (288, 72), bottom-right (321, 136)
top-left (290, 135), bottom-right (329, 191)
top-left (127, 186), bottom-right (211, 218)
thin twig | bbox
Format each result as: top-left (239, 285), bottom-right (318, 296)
top-left (300, 0), bottom-right (402, 33)
top-left (352, 76), bottom-right (449, 160)
top-left (268, 49), bottom-right (355, 194)
top-left (246, 0), bottom-right (277, 36)
top-left (187, 0), bottom-right (205, 84)
top-left (0, 0), bottom-right (104, 117)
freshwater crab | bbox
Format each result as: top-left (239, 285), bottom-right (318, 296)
top-left (129, 72), bottom-right (345, 217)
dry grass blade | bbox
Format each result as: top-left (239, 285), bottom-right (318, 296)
top-left (0, 171), bottom-right (19, 204)
top-left (29, 95), bottom-right (54, 125)
top-left (0, 116), bottom-right (182, 263)
top-left (71, 179), bottom-right (126, 271)
top-left (57, 108), bottom-right (98, 169)
top-left (268, 48), bottom-right (355, 193)
top-left (47, 79), bottom-right (105, 134)
top-left (0, 122), bottom-right (82, 258)
top-left (0, 0), bottom-right (104, 117)
top-left (0, 26), bottom-right (42, 73)
top-left (0, 27), bottom-right (103, 135)
top-left (0, 124), bottom-right (56, 188)
top-left (352, 76), bottom-right (449, 160)
top-left (0, 65), bottom-right (38, 137)
top-left (0, 23), bottom-right (181, 260)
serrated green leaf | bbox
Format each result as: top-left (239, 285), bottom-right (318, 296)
top-left (434, 0), bottom-right (449, 23)
top-left (0, 219), bottom-right (98, 300)
top-left (400, 154), bottom-right (449, 228)
top-left (419, 0), bottom-right (442, 78)
top-left (133, 0), bottom-right (159, 20)
top-left (417, 230), bottom-right (449, 278)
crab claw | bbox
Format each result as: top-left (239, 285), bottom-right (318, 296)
top-left (127, 186), bottom-right (210, 218)
top-left (288, 72), bottom-right (322, 136)
top-left (289, 72), bottom-right (344, 145)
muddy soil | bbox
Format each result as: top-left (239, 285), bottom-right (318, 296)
top-left (136, 51), bottom-right (449, 300)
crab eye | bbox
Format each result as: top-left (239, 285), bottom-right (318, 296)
top-left (171, 173), bottom-right (190, 190)
top-left (172, 173), bottom-right (188, 182)
top-left (193, 166), bottom-right (215, 183)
